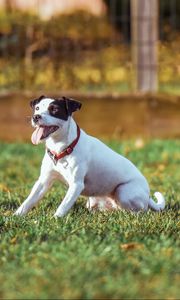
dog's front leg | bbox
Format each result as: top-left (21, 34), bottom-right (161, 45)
top-left (14, 176), bottom-right (53, 216)
top-left (54, 181), bottom-right (84, 218)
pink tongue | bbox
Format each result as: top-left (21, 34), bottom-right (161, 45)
top-left (31, 127), bottom-right (44, 145)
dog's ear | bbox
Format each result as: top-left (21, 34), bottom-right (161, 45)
top-left (62, 97), bottom-right (82, 116)
top-left (48, 97), bottom-right (81, 120)
top-left (30, 95), bottom-right (46, 108)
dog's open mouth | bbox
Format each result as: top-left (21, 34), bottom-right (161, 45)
top-left (31, 126), bottom-right (59, 145)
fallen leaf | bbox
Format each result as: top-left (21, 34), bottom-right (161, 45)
top-left (158, 164), bottom-right (165, 171)
top-left (10, 237), bottom-right (17, 244)
top-left (120, 242), bottom-right (144, 250)
top-left (0, 183), bottom-right (10, 193)
top-left (4, 210), bottom-right (12, 216)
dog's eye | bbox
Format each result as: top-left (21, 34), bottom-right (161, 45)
top-left (49, 105), bottom-right (58, 114)
top-left (35, 107), bottom-right (39, 111)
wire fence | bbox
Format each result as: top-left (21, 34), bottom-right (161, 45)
top-left (0, 0), bottom-right (179, 94)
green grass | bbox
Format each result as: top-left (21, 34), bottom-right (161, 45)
top-left (0, 140), bottom-right (180, 299)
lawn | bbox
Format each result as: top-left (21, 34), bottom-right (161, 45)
top-left (0, 139), bottom-right (179, 299)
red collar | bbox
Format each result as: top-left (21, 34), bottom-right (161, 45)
top-left (47, 124), bottom-right (80, 165)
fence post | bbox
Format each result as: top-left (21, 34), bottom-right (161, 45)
top-left (131, 0), bottom-right (158, 92)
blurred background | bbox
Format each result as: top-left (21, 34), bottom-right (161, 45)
top-left (0, 0), bottom-right (179, 141)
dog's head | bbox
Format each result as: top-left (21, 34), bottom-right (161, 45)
top-left (30, 95), bottom-right (82, 145)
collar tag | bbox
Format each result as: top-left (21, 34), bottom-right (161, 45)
top-left (47, 149), bottom-right (58, 165)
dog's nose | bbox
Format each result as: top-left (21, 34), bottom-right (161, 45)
top-left (33, 114), bottom-right (41, 123)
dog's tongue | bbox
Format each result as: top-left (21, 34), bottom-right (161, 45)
top-left (31, 127), bottom-right (44, 145)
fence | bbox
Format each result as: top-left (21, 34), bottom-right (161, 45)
top-left (0, 0), bottom-right (179, 94)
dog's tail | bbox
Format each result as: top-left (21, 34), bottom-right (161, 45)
top-left (148, 192), bottom-right (165, 211)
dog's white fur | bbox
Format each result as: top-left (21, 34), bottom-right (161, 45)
top-left (15, 97), bottom-right (165, 217)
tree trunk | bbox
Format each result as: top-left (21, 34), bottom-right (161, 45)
top-left (131, 0), bottom-right (158, 92)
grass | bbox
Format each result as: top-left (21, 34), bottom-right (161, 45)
top-left (0, 139), bottom-right (180, 299)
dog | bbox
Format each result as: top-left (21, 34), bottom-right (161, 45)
top-left (15, 95), bottom-right (165, 217)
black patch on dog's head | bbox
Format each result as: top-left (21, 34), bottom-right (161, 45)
top-left (48, 97), bottom-right (82, 120)
top-left (30, 95), bottom-right (46, 109)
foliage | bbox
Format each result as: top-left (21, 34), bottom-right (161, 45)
top-left (159, 37), bottom-right (180, 93)
top-left (0, 10), bottom-right (130, 92)
top-left (0, 140), bottom-right (180, 299)
top-left (0, 10), bottom-right (180, 94)
top-left (0, 43), bottom-right (180, 94)
top-left (0, 47), bottom-right (131, 92)
top-left (0, 11), bottom-right (117, 55)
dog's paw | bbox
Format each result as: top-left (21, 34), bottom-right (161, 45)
top-left (53, 207), bottom-right (67, 218)
top-left (53, 214), bottom-right (63, 219)
top-left (14, 206), bottom-right (26, 216)
top-left (53, 212), bottom-right (64, 218)
top-left (86, 196), bottom-right (120, 212)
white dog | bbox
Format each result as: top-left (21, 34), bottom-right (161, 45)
top-left (15, 95), bottom-right (165, 217)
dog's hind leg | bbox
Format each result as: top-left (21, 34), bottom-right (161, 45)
top-left (114, 182), bottom-right (149, 211)
top-left (86, 196), bottom-right (120, 211)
